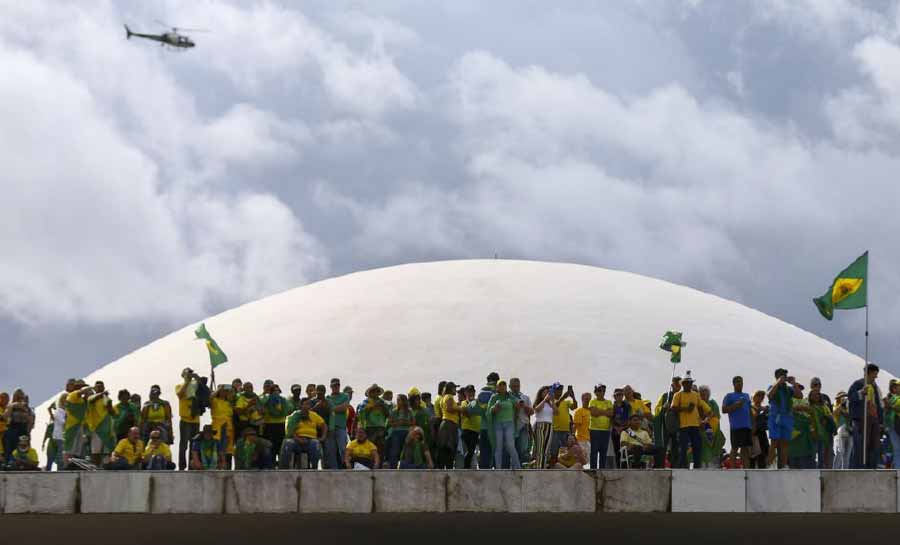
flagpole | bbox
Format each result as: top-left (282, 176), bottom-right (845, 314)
top-left (863, 294), bottom-right (869, 466)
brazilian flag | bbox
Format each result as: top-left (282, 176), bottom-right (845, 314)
top-left (660, 331), bottom-right (685, 363)
top-left (195, 323), bottom-right (228, 368)
top-left (813, 252), bottom-right (867, 321)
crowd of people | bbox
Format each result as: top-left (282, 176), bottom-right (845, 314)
top-left (0, 364), bottom-right (895, 472)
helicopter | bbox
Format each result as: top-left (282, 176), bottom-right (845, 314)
top-left (124, 21), bottom-right (207, 49)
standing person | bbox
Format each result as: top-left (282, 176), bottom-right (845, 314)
top-left (85, 381), bottom-right (117, 466)
top-left (509, 378), bottom-right (533, 466)
top-left (848, 363), bottom-right (882, 469)
top-left (234, 382), bottom-right (263, 439)
top-left (532, 386), bottom-right (554, 469)
top-left (386, 394), bottom-right (413, 470)
top-left (429, 382), bottom-right (445, 464)
top-left (436, 382), bottom-right (460, 469)
top-left (671, 375), bottom-right (708, 469)
top-left (141, 385), bottom-right (173, 445)
top-left (549, 383), bottom-right (576, 465)
top-left (488, 380), bottom-right (521, 470)
top-left (588, 384), bottom-right (613, 469)
top-left (175, 369), bottom-right (201, 470)
top-left (573, 393), bottom-right (592, 466)
top-left (654, 377), bottom-right (682, 469)
top-left (698, 385), bottom-right (724, 469)
top-left (44, 394), bottom-right (66, 471)
top-left (0, 392), bottom-right (7, 460)
top-left (261, 384), bottom-right (289, 466)
top-left (833, 391), bottom-right (852, 469)
top-left (623, 386), bottom-right (645, 425)
top-left (789, 387), bottom-right (816, 469)
top-left (210, 385), bottom-right (236, 468)
top-left (343, 386), bottom-right (357, 437)
top-left (408, 388), bottom-right (433, 454)
top-left (722, 376), bottom-right (752, 469)
top-left (359, 384), bottom-right (390, 464)
top-left (460, 386), bottom-right (482, 469)
top-left (765, 368), bottom-right (802, 469)
top-left (63, 380), bottom-right (90, 464)
top-left (809, 389), bottom-right (835, 469)
top-left (477, 373), bottom-right (499, 469)
top-left (885, 380), bottom-right (900, 468)
top-left (810, 377), bottom-right (834, 468)
top-left (750, 390), bottom-right (770, 469)
top-left (324, 378), bottom-right (350, 470)
top-left (3, 389), bottom-right (34, 463)
top-left (114, 390), bottom-right (140, 442)
top-left (611, 388), bottom-right (630, 467)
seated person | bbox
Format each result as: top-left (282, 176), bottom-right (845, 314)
top-left (620, 414), bottom-right (656, 467)
top-left (143, 429), bottom-right (175, 470)
top-left (191, 424), bottom-right (224, 470)
top-left (279, 398), bottom-right (326, 469)
top-left (344, 427), bottom-right (380, 469)
top-left (398, 426), bottom-right (434, 469)
top-left (554, 435), bottom-right (587, 469)
top-left (234, 427), bottom-right (274, 470)
top-left (10, 435), bottom-right (40, 471)
top-left (105, 427), bottom-right (144, 470)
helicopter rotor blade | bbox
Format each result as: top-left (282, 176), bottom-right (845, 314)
top-left (153, 19), bottom-right (171, 29)
top-left (175, 27), bottom-right (210, 33)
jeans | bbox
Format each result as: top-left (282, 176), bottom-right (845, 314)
top-left (46, 439), bottom-right (64, 471)
top-left (145, 455), bottom-right (176, 470)
top-left (263, 423), bottom-right (286, 464)
top-left (399, 461), bottom-right (427, 469)
top-left (279, 438), bottom-right (321, 469)
top-left (515, 424), bottom-right (531, 464)
top-left (589, 430), bottom-right (611, 469)
top-left (678, 427), bottom-right (703, 469)
top-left (178, 420), bottom-right (200, 470)
top-left (478, 430), bottom-right (493, 469)
top-left (324, 428), bottom-right (348, 469)
top-left (494, 421), bottom-right (521, 469)
top-left (104, 458), bottom-right (140, 470)
top-left (889, 429), bottom-right (900, 468)
top-left (549, 431), bottom-right (568, 462)
top-left (833, 428), bottom-right (853, 469)
top-left (4, 424), bottom-right (28, 462)
top-left (387, 429), bottom-right (409, 470)
top-left (656, 433), bottom-right (679, 469)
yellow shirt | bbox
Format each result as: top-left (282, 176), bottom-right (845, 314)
top-left (290, 411), bottom-right (325, 439)
top-left (627, 399), bottom-right (645, 418)
top-left (460, 400), bottom-right (482, 432)
top-left (434, 396), bottom-right (443, 420)
top-left (144, 441), bottom-right (172, 461)
top-left (441, 394), bottom-right (459, 423)
top-left (211, 397), bottom-right (233, 422)
top-left (113, 438), bottom-right (145, 465)
top-left (588, 398), bottom-right (612, 430)
top-left (175, 383), bottom-right (200, 424)
top-left (671, 391), bottom-right (710, 429)
top-left (85, 394), bottom-right (116, 432)
top-left (620, 428), bottom-right (653, 448)
top-left (552, 398), bottom-right (574, 432)
top-left (0, 403), bottom-right (7, 435)
top-left (346, 439), bottom-right (377, 460)
top-left (12, 447), bottom-right (39, 464)
top-left (235, 395), bottom-right (262, 423)
top-left (144, 402), bottom-right (168, 423)
top-left (573, 407), bottom-right (591, 441)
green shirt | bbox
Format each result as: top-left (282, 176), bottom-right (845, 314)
top-left (400, 441), bottom-right (426, 466)
top-left (389, 409), bottom-right (412, 432)
top-left (326, 393), bottom-right (350, 430)
top-left (361, 399), bottom-right (388, 429)
top-left (488, 394), bottom-right (516, 423)
top-left (114, 402), bottom-right (141, 437)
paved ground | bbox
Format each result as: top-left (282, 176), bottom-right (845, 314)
top-left (6, 513), bottom-right (900, 543)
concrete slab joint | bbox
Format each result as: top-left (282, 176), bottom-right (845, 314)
top-left (3, 472), bottom-right (79, 514)
top-left (299, 471), bottom-right (373, 513)
top-left (599, 470), bottom-right (671, 513)
top-left (150, 472), bottom-right (228, 514)
top-left (522, 470), bottom-right (596, 512)
top-left (747, 470), bottom-right (821, 513)
top-left (81, 472), bottom-right (151, 514)
top-left (447, 471), bottom-right (525, 512)
top-left (227, 471), bottom-right (300, 514)
top-left (822, 470), bottom-right (897, 513)
top-left (671, 470), bottom-right (746, 513)
top-left (373, 471), bottom-right (447, 513)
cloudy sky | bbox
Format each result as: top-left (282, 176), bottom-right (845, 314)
top-left (3, 0), bottom-right (900, 402)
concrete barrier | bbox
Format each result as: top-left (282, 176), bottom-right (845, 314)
top-left (447, 471), bottom-right (524, 512)
top-left (3, 472), bottom-right (78, 514)
top-left (300, 471), bottom-right (373, 513)
top-left (0, 475), bottom-right (5, 513)
top-left (226, 472), bottom-right (299, 514)
top-left (822, 470), bottom-right (897, 513)
top-left (81, 472), bottom-right (151, 514)
top-left (522, 470), bottom-right (596, 512)
top-left (599, 470), bottom-right (671, 512)
top-left (151, 472), bottom-right (227, 514)
top-left (672, 470), bottom-right (746, 512)
top-left (747, 470), bottom-right (820, 513)
top-left (374, 471), bottom-right (447, 512)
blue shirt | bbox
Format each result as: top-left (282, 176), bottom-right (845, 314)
top-left (767, 384), bottom-right (795, 417)
top-left (722, 392), bottom-right (751, 430)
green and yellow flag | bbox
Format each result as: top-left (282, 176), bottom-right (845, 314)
top-left (660, 331), bottom-right (685, 363)
top-left (195, 323), bottom-right (228, 368)
top-left (813, 251), bottom-right (867, 321)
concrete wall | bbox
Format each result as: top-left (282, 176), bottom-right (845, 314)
top-left (1, 470), bottom-right (900, 514)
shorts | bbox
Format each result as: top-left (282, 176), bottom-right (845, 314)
top-left (730, 428), bottom-right (752, 448)
top-left (768, 413), bottom-right (793, 441)
top-left (90, 432), bottom-right (112, 455)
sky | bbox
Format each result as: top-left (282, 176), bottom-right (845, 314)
top-left (3, 0), bottom-right (900, 402)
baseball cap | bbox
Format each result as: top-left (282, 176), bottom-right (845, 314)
top-left (408, 387), bottom-right (421, 397)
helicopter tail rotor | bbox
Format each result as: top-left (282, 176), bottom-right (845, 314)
top-left (124, 24), bottom-right (133, 39)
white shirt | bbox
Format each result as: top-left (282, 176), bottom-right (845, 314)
top-left (52, 407), bottom-right (66, 441)
top-left (535, 402), bottom-right (554, 424)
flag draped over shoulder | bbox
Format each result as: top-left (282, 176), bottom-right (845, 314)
top-left (195, 323), bottom-right (228, 368)
top-left (813, 252), bottom-right (867, 321)
top-left (660, 331), bottom-right (685, 363)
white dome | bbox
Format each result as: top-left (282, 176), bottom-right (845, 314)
top-left (36, 259), bottom-right (883, 456)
